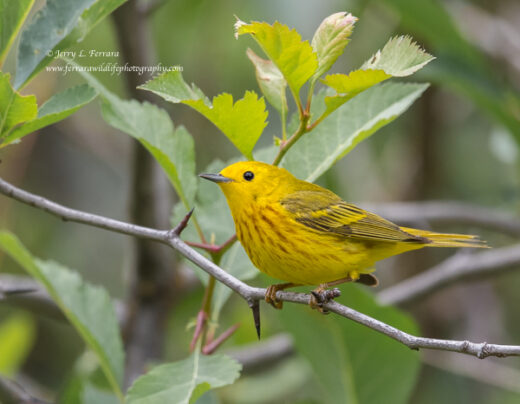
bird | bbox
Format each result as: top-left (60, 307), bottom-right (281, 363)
top-left (200, 161), bottom-right (487, 312)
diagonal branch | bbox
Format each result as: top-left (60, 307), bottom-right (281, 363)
top-left (0, 376), bottom-right (50, 404)
top-left (377, 245), bottom-right (520, 306)
top-left (0, 275), bottom-right (128, 325)
top-left (228, 334), bottom-right (520, 393)
top-left (0, 275), bottom-right (65, 321)
top-left (1, 176), bottom-right (520, 359)
top-left (362, 201), bottom-right (520, 238)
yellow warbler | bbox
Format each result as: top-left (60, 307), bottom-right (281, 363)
top-left (200, 161), bottom-right (486, 310)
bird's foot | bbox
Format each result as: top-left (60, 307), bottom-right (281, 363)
top-left (310, 286), bottom-right (341, 314)
top-left (265, 283), bottom-right (298, 309)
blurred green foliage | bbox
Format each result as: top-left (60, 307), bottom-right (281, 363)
top-left (0, 0), bottom-right (519, 403)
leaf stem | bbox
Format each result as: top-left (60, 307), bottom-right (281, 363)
top-left (281, 92), bottom-right (287, 141)
top-left (289, 86), bottom-right (304, 121)
top-left (202, 324), bottom-right (240, 354)
top-left (272, 112), bottom-right (310, 166)
top-left (306, 79), bottom-right (316, 114)
top-left (307, 112), bottom-right (327, 132)
top-left (186, 234), bottom-right (237, 255)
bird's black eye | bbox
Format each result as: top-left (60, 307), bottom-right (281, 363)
top-left (243, 171), bottom-right (254, 181)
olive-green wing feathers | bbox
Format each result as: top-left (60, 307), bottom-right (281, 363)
top-left (280, 190), bottom-right (424, 243)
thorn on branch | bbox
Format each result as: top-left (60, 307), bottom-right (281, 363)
top-left (172, 208), bottom-right (194, 237)
top-left (250, 300), bottom-right (261, 339)
top-left (202, 323), bottom-right (240, 355)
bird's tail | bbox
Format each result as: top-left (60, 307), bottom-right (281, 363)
top-left (400, 227), bottom-right (488, 248)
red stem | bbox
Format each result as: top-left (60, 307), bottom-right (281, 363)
top-left (202, 324), bottom-right (240, 355)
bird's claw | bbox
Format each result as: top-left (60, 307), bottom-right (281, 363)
top-left (310, 287), bottom-right (341, 314)
top-left (265, 285), bottom-right (284, 309)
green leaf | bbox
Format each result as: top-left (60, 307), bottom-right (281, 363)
top-left (319, 36), bottom-right (432, 118)
top-left (282, 82), bottom-right (429, 182)
top-left (279, 285), bottom-right (420, 404)
top-left (236, 19), bottom-right (318, 98)
top-left (311, 12), bottom-right (357, 81)
top-left (138, 71), bottom-right (209, 105)
top-left (14, 0), bottom-right (127, 89)
top-left (102, 100), bottom-right (197, 207)
top-left (322, 70), bottom-right (391, 94)
top-left (59, 0), bottom-right (128, 46)
top-left (81, 380), bottom-right (119, 404)
top-left (184, 93), bottom-right (268, 160)
top-left (140, 71), bottom-right (268, 160)
top-left (126, 351), bottom-right (241, 404)
top-left (73, 63), bottom-right (197, 207)
top-left (0, 231), bottom-right (125, 399)
top-left (0, 0), bottom-right (34, 65)
top-left (321, 69), bottom-right (391, 117)
top-left (361, 35), bottom-right (435, 77)
top-left (219, 356), bottom-right (316, 403)
top-left (0, 313), bottom-right (36, 377)
top-left (0, 72), bottom-right (37, 137)
top-left (246, 48), bottom-right (288, 116)
top-left (14, 0), bottom-right (96, 88)
top-left (1, 83), bottom-right (98, 148)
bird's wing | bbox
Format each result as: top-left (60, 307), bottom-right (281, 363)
top-left (280, 190), bottom-right (423, 243)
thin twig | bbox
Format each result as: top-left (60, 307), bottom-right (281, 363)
top-left (186, 234), bottom-right (237, 254)
top-left (362, 201), bottom-right (520, 238)
top-left (226, 333), bottom-right (295, 373)
top-left (0, 376), bottom-right (50, 404)
top-left (0, 275), bottom-right (65, 322)
top-left (0, 275), bottom-right (128, 325)
top-left (377, 245), bottom-right (520, 306)
top-left (202, 323), bottom-right (240, 355)
top-left (227, 334), bottom-right (520, 393)
top-left (1, 177), bottom-right (520, 359)
top-left (0, 274), bottom-right (39, 297)
top-left (423, 351), bottom-right (520, 394)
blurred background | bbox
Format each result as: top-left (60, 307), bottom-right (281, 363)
top-left (0, 0), bottom-right (519, 403)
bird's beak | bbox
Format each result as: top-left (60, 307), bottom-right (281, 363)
top-left (199, 173), bottom-right (233, 183)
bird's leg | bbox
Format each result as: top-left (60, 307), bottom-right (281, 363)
top-left (265, 283), bottom-right (300, 309)
top-left (309, 273), bottom-right (379, 313)
top-left (310, 286), bottom-right (343, 314)
top-left (310, 275), bottom-right (354, 314)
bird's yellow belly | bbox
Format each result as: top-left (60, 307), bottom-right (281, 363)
top-left (234, 206), bottom-right (385, 285)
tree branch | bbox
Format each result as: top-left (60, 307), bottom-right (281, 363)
top-left (0, 275), bottom-right (65, 321)
top-left (226, 333), bottom-right (295, 373)
top-left (0, 376), bottom-right (50, 404)
top-left (361, 201), bottom-right (520, 238)
top-left (377, 245), bottom-right (520, 306)
top-left (0, 275), bottom-right (128, 325)
top-left (422, 351), bottom-right (520, 394)
top-left (1, 177), bottom-right (520, 359)
top-left (228, 334), bottom-right (520, 393)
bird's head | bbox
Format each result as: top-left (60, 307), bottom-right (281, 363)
top-left (199, 161), bottom-right (296, 206)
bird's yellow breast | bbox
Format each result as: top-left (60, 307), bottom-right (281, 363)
top-left (232, 199), bottom-right (382, 285)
